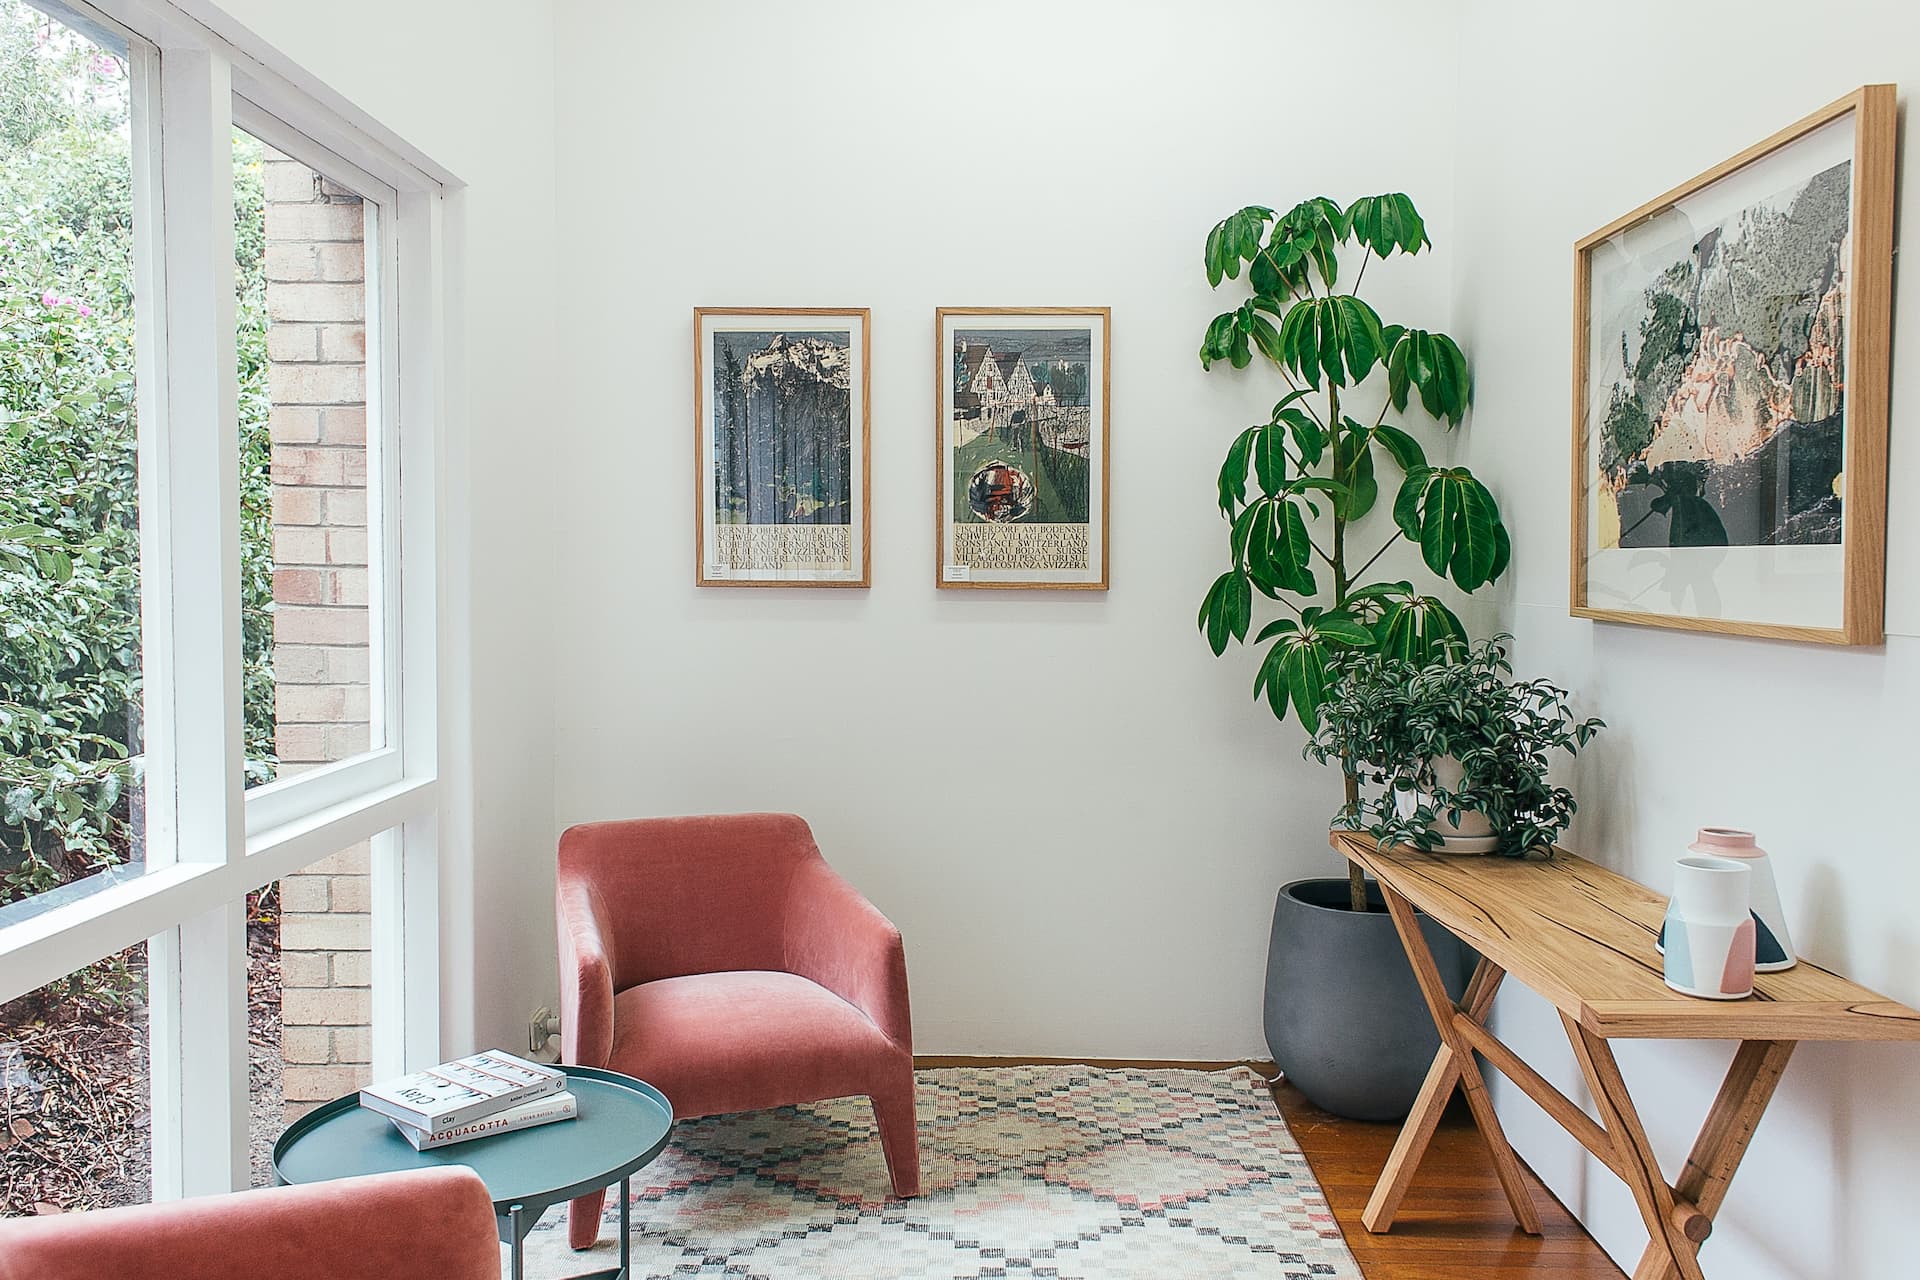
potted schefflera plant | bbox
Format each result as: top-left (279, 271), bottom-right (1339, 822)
top-left (1194, 193), bottom-right (1510, 1121)
top-left (1308, 637), bottom-right (1604, 857)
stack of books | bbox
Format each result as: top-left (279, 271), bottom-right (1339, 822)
top-left (359, 1050), bottom-right (574, 1150)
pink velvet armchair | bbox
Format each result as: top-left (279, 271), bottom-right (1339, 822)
top-left (557, 813), bottom-right (919, 1248)
top-left (0, 1167), bottom-right (499, 1280)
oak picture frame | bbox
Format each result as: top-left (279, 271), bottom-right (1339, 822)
top-left (935, 306), bottom-right (1111, 591)
top-left (1569, 85), bottom-right (1894, 645)
top-left (694, 307), bottom-right (872, 588)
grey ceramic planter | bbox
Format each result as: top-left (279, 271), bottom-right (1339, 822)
top-left (1264, 877), bottom-right (1474, 1122)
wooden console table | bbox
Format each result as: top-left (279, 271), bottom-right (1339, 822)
top-left (1332, 831), bottom-right (1920, 1280)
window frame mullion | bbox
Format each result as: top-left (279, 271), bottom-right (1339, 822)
top-left (144, 42), bottom-right (249, 1200)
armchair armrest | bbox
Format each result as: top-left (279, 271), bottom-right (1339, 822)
top-left (0, 1167), bottom-right (498, 1280)
top-left (783, 858), bottom-right (912, 1051)
top-left (557, 878), bottom-right (617, 1069)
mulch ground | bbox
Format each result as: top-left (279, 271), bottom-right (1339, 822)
top-left (0, 895), bottom-right (286, 1215)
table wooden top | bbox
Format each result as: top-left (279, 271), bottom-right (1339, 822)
top-left (1332, 832), bottom-right (1920, 1042)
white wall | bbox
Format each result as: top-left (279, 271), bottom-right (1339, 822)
top-left (548, 0), bottom-right (1460, 1057)
top-left (194, 0), bottom-right (562, 1056)
top-left (1453, 3), bottom-right (1920, 1276)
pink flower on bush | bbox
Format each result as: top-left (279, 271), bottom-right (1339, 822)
top-left (37, 292), bottom-right (94, 317)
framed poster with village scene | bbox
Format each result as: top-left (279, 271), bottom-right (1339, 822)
top-left (1571, 86), bottom-right (1894, 643)
top-left (695, 307), bottom-right (870, 586)
top-left (936, 307), bottom-right (1110, 589)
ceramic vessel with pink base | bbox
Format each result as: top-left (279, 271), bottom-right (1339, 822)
top-left (1658, 827), bottom-right (1797, 972)
top-left (1662, 855), bottom-right (1755, 1000)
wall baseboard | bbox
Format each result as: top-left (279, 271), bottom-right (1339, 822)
top-left (914, 1054), bottom-right (1278, 1079)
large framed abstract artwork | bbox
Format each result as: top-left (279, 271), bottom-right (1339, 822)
top-left (1571, 86), bottom-right (1894, 644)
top-left (695, 307), bottom-right (871, 587)
top-left (935, 307), bottom-right (1110, 590)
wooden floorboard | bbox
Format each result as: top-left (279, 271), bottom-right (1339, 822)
top-left (1272, 1078), bottom-right (1625, 1279)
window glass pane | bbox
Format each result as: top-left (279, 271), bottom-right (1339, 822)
top-left (0, 942), bottom-right (152, 1214)
top-left (0, 0), bottom-right (148, 922)
top-left (250, 829), bottom-right (389, 1182)
top-left (233, 129), bottom-right (380, 791)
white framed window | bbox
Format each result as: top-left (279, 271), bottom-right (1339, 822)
top-left (0, 0), bottom-right (451, 1204)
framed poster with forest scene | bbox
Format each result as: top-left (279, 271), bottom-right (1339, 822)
top-left (1572, 85), bottom-right (1894, 644)
top-left (696, 307), bottom-right (870, 586)
top-left (936, 307), bottom-right (1110, 589)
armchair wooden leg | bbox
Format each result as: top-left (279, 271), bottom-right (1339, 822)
top-left (567, 1188), bottom-right (608, 1251)
top-left (871, 1079), bottom-right (922, 1199)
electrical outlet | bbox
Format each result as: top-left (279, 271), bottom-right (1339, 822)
top-left (528, 1005), bottom-right (561, 1057)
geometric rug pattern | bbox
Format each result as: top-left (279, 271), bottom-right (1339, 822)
top-left (519, 1065), bottom-right (1361, 1279)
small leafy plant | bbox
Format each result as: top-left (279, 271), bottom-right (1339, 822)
top-left (1306, 638), bottom-right (1604, 857)
top-left (1193, 193), bottom-right (1510, 907)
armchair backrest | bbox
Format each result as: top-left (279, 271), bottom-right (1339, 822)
top-left (557, 812), bottom-right (824, 990)
top-left (0, 1167), bottom-right (498, 1280)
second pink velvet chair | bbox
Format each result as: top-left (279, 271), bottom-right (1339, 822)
top-left (556, 812), bottom-right (920, 1249)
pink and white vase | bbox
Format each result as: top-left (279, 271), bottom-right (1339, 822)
top-left (1657, 828), bottom-right (1797, 972)
top-left (1662, 855), bottom-right (1755, 1000)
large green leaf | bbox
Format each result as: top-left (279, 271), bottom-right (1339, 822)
top-left (1198, 311), bottom-right (1235, 370)
top-left (1217, 425), bottom-right (1257, 515)
top-left (1349, 582), bottom-right (1467, 663)
top-left (1332, 421), bottom-right (1378, 521)
top-left (1249, 620), bottom-right (1336, 730)
top-left (1276, 294), bottom-right (1385, 388)
top-left (1245, 498), bottom-right (1316, 596)
top-left (1400, 467), bottom-right (1508, 591)
top-left (1385, 328), bottom-right (1471, 425)
top-left (1252, 421), bottom-right (1289, 495)
top-left (1344, 192), bottom-right (1430, 258)
top-left (1370, 422), bottom-right (1427, 472)
top-left (1277, 407), bottom-right (1325, 466)
top-left (1197, 570), bottom-right (1252, 655)
top-left (1451, 477), bottom-right (1500, 590)
top-left (1204, 205), bottom-right (1275, 287)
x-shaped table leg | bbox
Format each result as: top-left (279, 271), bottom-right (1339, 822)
top-left (1364, 886), bottom-right (1542, 1235)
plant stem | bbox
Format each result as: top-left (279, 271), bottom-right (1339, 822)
top-left (1343, 767), bottom-right (1368, 912)
top-left (1348, 530), bottom-right (1405, 585)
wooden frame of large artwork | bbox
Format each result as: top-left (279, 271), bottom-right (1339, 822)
top-left (935, 306), bottom-right (1111, 590)
top-left (1570, 85), bottom-right (1894, 645)
top-left (695, 307), bottom-right (871, 587)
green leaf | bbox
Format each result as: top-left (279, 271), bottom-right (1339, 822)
top-left (1312, 612), bottom-right (1374, 647)
top-left (1333, 422), bottom-right (1378, 521)
top-left (1451, 476), bottom-right (1499, 591)
top-left (1199, 311), bottom-right (1235, 370)
top-left (1252, 422), bottom-right (1289, 495)
top-left (1217, 426), bottom-right (1257, 515)
top-left (1197, 570), bottom-right (1252, 655)
top-left (1393, 467), bottom-right (1430, 540)
top-left (1205, 206), bottom-right (1275, 286)
top-left (1278, 407), bottom-right (1326, 466)
top-left (1371, 423), bottom-right (1427, 472)
top-left (1274, 295), bottom-right (1385, 387)
top-left (1420, 470), bottom-right (1462, 575)
top-left (1245, 498), bottom-right (1316, 596)
top-left (1344, 192), bottom-right (1431, 258)
top-left (1385, 328), bottom-right (1471, 425)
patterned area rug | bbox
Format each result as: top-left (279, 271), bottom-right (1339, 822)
top-left (514, 1065), bottom-right (1360, 1279)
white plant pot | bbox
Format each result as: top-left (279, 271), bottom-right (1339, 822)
top-left (1662, 855), bottom-right (1755, 1000)
top-left (1392, 754), bottom-right (1499, 854)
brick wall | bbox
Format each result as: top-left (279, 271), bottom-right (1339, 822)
top-left (263, 149), bottom-right (374, 1117)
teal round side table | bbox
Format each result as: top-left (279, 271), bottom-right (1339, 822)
top-left (274, 1065), bottom-right (672, 1280)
